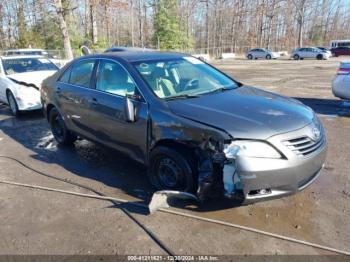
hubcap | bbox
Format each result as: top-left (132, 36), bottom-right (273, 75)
top-left (8, 94), bottom-right (17, 114)
top-left (158, 157), bottom-right (183, 188)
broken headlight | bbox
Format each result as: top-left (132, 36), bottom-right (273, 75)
top-left (224, 140), bottom-right (281, 159)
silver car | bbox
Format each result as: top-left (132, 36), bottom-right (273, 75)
top-left (332, 61), bottom-right (350, 100)
top-left (247, 48), bottom-right (280, 60)
top-left (291, 47), bottom-right (330, 60)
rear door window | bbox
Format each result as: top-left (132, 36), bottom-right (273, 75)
top-left (69, 60), bottom-right (95, 88)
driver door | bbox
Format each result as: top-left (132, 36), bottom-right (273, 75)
top-left (86, 59), bottom-right (149, 164)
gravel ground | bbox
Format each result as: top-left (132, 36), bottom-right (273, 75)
top-left (0, 57), bottom-right (349, 258)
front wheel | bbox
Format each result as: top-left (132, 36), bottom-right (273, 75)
top-left (266, 54), bottom-right (271, 60)
top-left (49, 107), bottom-right (76, 145)
top-left (247, 54), bottom-right (253, 60)
top-left (316, 54), bottom-right (323, 60)
top-left (148, 146), bottom-right (195, 192)
top-left (293, 54), bottom-right (300, 60)
top-left (7, 91), bottom-right (20, 117)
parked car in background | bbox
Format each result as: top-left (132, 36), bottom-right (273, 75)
top-left (291, 47), bottom-right (330, 60)
top-left (41, 51), bottom-right (326, 203)
top-left (331, 46), bottom-right (350, 57)
top-left (3, 48), bottom-right (54, 58)
top-left (104, 46), bottom-right (155, 53)
top-left (246, 48), bottom-right (280, 60)
top-left (0, 55), bottom-right (58, 116)
top-left (2, 48), bottom-right (65, 68)
top-left (330, 39), bottom-right (350, 48)
top-left (332, 61), bottom-right (350, 100)
top-left (317, 47), bottom-right (332, 57)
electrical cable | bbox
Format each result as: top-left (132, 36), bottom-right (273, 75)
top-left (0, 155), bottom-right (177, 257)
top-left (1, 156), bottom-right (350, 256)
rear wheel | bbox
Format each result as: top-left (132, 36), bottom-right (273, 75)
top-left (247, 54), bottom-right (253, 60)
top-left (49, 107), bottom-right (76, 145)
top-left (293, 54), bottom-right (300, 60)
top-left (7, 91), bottom-right (20, 117)
top-left (148, 146), bottom-right (195, 192)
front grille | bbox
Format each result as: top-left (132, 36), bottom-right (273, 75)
top-left (283, 134), bottom-right (325, 157)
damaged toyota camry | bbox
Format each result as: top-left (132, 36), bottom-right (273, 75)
top-left (41, 52), bottom-right (327, 203)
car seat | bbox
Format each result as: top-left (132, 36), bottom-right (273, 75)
top-left (149, 67), bottom-right (176, 98)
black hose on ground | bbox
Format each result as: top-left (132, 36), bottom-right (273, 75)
top-left (0, 155), bottom-right (177, 258)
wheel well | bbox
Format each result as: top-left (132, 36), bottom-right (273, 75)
top-left (151, 140), bottom-right (198, 167)
top-left (6, 89), bottom-right (12, 98)
top-left (46, 104), bottom-right (55, 121)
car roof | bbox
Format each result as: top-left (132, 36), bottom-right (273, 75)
top-left (81, 51), bottom-right (189, 63)
top-left (1, 55), bottom-right (46, 60)
top-left (5, 48), bottom-right (45, 52)
top-left (105, 46), bottom-right (156, 52)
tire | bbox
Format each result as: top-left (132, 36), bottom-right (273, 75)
top-left (316, 54), bottom-right (323, 60)
top-left (49, 107), bottom-right (76, 145)
top-left (293, 54), bottom-right (300, 60)
top-left (6, 91), bottom-right (20, 117)
top-left (247, 54), bottom-right (253, 60)
top-left (148, 146), bottom-right (195, 193)
top-left (266, 54), bottom-right (271, 60)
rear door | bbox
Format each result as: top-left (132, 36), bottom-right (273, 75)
top-left (54, 59), bottom-right (97, 139)
top-left (86, 59), bottom-right (149, 164)
top-left (304, 48), bottom-right (313, 58)
top-left (256, 49), bottom-right (264, 58)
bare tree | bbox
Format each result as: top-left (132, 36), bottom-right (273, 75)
top-left (54, 0), bottom-right (73, 59)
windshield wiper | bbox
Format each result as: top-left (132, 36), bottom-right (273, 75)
top-left (208, 87), bottom-right (233, 94)
top-left (165, 94), bottom-right (200, 100)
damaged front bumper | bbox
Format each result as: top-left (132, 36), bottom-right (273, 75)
top-left (219, 123), bottom-right (327, 204)
top-left (233, 151), bottom-right (326, 203)
top-left (16, 92), bottom-right (42, 111)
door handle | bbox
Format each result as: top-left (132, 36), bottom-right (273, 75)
top-left (91, 97), bottom-right (98, 106)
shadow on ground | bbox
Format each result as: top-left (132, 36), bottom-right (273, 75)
top-left (293, 97), bottom-right (350, 117)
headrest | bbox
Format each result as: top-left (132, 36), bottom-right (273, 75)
top-left (151, 67), bottom-right (167, 79)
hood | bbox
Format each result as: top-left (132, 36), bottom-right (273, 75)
top-left (167, 86), bottom-right (315, 140)
top-left (7, 70), bottom-right (56, 89)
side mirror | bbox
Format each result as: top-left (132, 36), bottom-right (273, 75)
top-left (124, 95), bottom-right (135, 122)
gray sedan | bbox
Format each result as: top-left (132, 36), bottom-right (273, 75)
top-left (247, 48), bottom-right (280, 60)
top-left (41, 51), bottom-right (326, 203)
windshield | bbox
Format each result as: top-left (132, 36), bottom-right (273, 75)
top-left (133, 57), bottom-right (239, 99)
top-left (2, 58), bottom-right (58, 75)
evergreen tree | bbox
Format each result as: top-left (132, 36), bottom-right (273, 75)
top-left (153, 0), bottom-right (191, 50)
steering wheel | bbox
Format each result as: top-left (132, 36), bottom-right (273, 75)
top-left (184, 78), bottom-right (199, 91)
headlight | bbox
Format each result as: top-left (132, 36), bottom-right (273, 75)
top-left (16, 86), bottom-right (39, 99)
top-left (224, 140), bottom-right (282, 159)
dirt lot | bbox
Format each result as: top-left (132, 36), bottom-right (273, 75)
top-left (0, 57), bottom-right (349, 257)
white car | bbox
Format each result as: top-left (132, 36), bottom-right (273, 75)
top-left (0, 55), bottom-right (58, 116)
top-left (317, 47), bottom-right (332, 57)
top-left (247, 48), bottom-right (280, 60)
top-left (291, 47), bottom-right (330, 60)
top-left (332, 61), bottom-right (350, 100)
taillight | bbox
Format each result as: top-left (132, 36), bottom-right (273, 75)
top-left (337, 68), bottom-right (350, 75)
